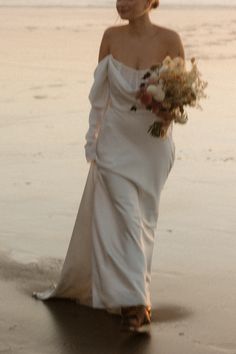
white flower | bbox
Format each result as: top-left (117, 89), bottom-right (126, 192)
top-left (159, 65), bottom-right (169, 75)
top-left (172, 66), bottom-right (185, 75)
top-left (153, 84), bottom-right (165, 102)
top-left (163, 55), bottom-right (172, 66)
top-left (146, 84), bottom-right (158, 96)
top-left (147, 84), bottom-right (165, 102)
top-left (173, 56), bottom-right (185, 67)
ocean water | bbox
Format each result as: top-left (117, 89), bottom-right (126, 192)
top-left (0, 0), bottom-right (236, 7)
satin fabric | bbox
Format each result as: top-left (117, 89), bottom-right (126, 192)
top-left (32, 54), bottom-right (175, 315)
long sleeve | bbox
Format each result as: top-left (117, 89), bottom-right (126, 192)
top-left (84, 58), bottom-right (110, 163)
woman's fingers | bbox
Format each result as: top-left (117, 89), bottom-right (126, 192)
top-left (159, 112), bottom-right (172, 127)
top-left (159, 113), bottom-right (174, 134)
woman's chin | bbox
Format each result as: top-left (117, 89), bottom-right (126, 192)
top-left (118, 12), bottom-right (130, 20)
top-left (119, 13), bottom-right (138, 21)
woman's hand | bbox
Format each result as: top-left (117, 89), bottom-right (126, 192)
top-left (158, 110), bottom-right (173, 130)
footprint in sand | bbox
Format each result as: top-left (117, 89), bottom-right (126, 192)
top-left (47, 83), bottom-right (64, 88)
top-left (32, 152), bottom-right (43, 157)
top-left (30, 84), bottom-right (64, 93)
top-left (223, 157), bottom-right (234, 162)
top-left (33, 95), bottom-right (48, 100)
top-left (26, 26), bottom-right (38, 31)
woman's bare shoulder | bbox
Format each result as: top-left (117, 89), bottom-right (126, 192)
top-left (98, 26), bottom-right (126, 61)
top-left (103, 25), bottom-right (127, 39)
top-left (156, 25), bottom-right (185, 59)
top-left (155, 25), bottom-right (180, 41)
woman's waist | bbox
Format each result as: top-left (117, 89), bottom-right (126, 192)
top-left (101, 104), bottom-right (174, 142)
top-left (107, 101), bottom-right (163, 122)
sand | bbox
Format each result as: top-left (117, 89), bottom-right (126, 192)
top-left (0, 6), bottom-right (236, 353)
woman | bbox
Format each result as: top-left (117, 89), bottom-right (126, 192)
top-left (33, 0), bottom-right (185, 333)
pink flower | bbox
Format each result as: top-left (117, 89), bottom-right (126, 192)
top-left (140, 92), bottom-right (153, 106)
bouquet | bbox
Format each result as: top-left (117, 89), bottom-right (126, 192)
top-left (130, 56), bottom-right (208, 138)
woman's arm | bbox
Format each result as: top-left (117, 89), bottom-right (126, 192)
top-left (174, 32), bottom-right (185, 61)
top-left (166, 30), bottom-right (185, 61)
top-left (98, 27), bottom-right (112, 62)
top-left (84, 29), bottom-right (112, 162)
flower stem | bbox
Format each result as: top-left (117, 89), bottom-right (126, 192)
top-left (147, 121), bottom-right (165, 137)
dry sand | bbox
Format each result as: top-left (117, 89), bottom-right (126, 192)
top-left (0, 6), bottom-right (236, 353)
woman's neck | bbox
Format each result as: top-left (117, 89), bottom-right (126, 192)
top-left (127, 14), bottom-right (154, 38)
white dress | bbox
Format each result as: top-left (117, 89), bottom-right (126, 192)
top-left (32, 54), bottom-right (175, 315)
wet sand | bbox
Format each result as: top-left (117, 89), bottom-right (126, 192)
top-left (1, 249), bottom-right (235, 353)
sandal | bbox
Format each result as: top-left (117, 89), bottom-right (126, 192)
top-left (121, 305), bottom-right (151, 333)
top-left (146, 305), bottom-right (152, 319)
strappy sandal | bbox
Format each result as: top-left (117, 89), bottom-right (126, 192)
top-left (120, 305), bottom-right (151, 333)
top-left (146, 305), bottom-right (152, 319)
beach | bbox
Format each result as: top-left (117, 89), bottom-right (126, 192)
top-left (0, 6), bottom-right (236, 353)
